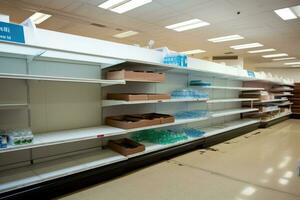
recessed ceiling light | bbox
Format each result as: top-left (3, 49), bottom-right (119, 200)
top-left (273, 57), bottom-right (296, 61)
top-left (248, 49), bottom-right (276, 53)
top-left (166, 19), bottom-right (210, 32)
top-left (113, 30), bottom-right (138, 38)
top-left (181, 49), bottom-right (206, 55)
top-left (98, 0), bottom-right (152, 14)
top-left (284, 61), bottom-right (300, 65)
top-left (208, 35), bottom-right (244, 43)
top-left (274, 8), bottom-right (297, 20)
top-left (230, 43), bottom-right (263, 50)
top-left (262, 53), bottom-right (288, 58)
top-left (29, 12), bottom-right (52, 24)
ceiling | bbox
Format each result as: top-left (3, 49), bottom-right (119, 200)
top-left (0, 0), bottom-right (300, 69)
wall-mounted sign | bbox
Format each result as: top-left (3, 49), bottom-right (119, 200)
top-left (0, 21), bottom-right (25, 44)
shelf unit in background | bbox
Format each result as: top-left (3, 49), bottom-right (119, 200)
top-left (291, 83), bottom-right (300, 115)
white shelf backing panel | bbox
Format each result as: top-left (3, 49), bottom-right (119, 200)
top-left (0, 149), bottom-right (127, 194)
top-left (261, 112), bottom-right (292, 123)
top-left (128, 119), bottom-right (260, 158)
top-left (203, 119), bottom-right (260, 137)
top-left (102, 98), bottom-right (208, 107)
top-left (207, 98), bottom-right (258, 103)
top-left (0, 104), bottom-right (28, 110)
top-left (0, 126), bottom-right (127, 153)
top-left (0, 73), bottom-right (125, 86)
top-left (199, 86), bottom-right (264, 91)
top-left (210, 108), bottom-right (258, 118)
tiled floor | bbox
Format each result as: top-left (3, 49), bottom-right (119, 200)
top-left (58, 119), bottom-right (300, 200)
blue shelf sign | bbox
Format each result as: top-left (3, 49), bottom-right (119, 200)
top-left (0, 21), bottom-right (25, 44)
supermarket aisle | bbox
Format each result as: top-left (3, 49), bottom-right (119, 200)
top-left (58, 119), bottom-right (300, 200)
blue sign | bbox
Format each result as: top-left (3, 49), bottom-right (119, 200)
top-left (0, 21), bottom-right (25, 44)
top-left (247, 70), bottom-right (255, 78)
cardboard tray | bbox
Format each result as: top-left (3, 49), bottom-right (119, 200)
top-left (106, 69), bottom-right (165, 82)
top-left (108, 138), bottom-right (145, 156)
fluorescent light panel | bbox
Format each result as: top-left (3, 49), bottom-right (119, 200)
top-left (181, 49), bottom-right (206, 55)
top-left (273, 57), bottom-right (296, 61)
top-left (230, 43), bottom-right (263, 50)
top-left (166, 19), bottom-right (210, 32)
top-left (262, 53), bottom-right (288, 58)
top-left (113, 30), bottom-right (138, 38)
top-left (29, 12), bottom-right (52, 24)
top-left (248, 49), bottom-right (276, 53)
top-left (274, 8), bottom-right (297, 20)
top-left (208, 35), bottom-right (244, 43)
top-left (98, 0), bottom-right (152, 14)
top-left (284, 62), bottom-right (300, 65)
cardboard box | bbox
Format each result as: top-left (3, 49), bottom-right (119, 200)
top-left (107, 93), bottom-right (148, 101)
top-left (147, 94), bottom-right (170, 100)
top-left (106, 69), bottom-right (165, 82)
top-left (106, 113), bottom-right (175, 129)
top-left (108, 138), bottom-right (145, 156)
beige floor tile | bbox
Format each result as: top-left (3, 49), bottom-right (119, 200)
top-left (172, 119), bottom-right (300, 196)
top-left (58, 162), bottom-right (299, 200)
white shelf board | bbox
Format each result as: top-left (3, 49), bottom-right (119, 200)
top-left (257, 99), bottom-right (288, 104)
top-left (102, 98), bottom-right (208, 107)
top-left (210, 108), bottom-right (258, 118)
top-left (197, 86), bottom-right (264, 91)
top-left (270, 89), bottom-right (294, 92)
top-left (0, 149), bottom-right (126, 193)
top-left (207, 98), bottom-right (258, 103)
top-left (273, 94), bottom-right (294, 97)
top-left (0, 73), bottom-right (125, 86)
top-left (0, 103), bottom-right (28, 110)
top-left (261, 112), bottom-right (292, 123)
top-left (278, 102), bottom-right (293, 106)
top-left (0, 126), bottom-right (127, 153)
top-left (259, 108), bottom-right (280, 114)
top-left (128, 119), bottom-right (260, 158)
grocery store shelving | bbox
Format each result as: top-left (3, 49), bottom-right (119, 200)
top-left (207, 98), bottom-right (258, 103)
top-left (255, 99), bottom-right (288, 104)
top-left (0, 103), bottom-right (28, 110)
top-left (102, 98), bottom-right (208, 107)
top-left (210, 108), bottom-right (258, 118)
top-left (259, 108), bottom-right (280, 114)
top-left (0, 73), bottom-right (125, 86)
top-left (261, 112), bottom-right (292, 123)
top-left (198, 86), bottom-right (264, 91)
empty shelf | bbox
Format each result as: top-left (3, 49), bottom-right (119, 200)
top-left (207, 98), bottom-right (258, 103)
top-left (210, 108), bottom-right (258, 118)
top-left (0, 104), bottom-right (28, 110)
top-left (197, 86), bottom-right (264, 91)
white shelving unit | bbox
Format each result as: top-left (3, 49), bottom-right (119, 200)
top-left (0, 73), bottom-right (124, 86)
top-left (261, 112), bottom-right (292, 123)
top-left (259, 108), bottom-right (280, 114)
top-left (198, 86), bottom-right (264, 91)
top-left (102, 98), bottom-right (208, 107)
top-left (207, 98), bottom-right (258, 103)
top-left (256, 99), bottom-right (288, 104)
top-left (210, 108), bottom-right (258, 118)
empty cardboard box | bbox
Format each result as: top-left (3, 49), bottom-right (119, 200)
top-left (108, 138), bottom-right (145, 156)
top-left (106, 69), bottom-right (165, 82)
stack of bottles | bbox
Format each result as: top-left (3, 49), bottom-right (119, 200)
top-left (131, 129), bottom-right (188, 145)
top-left (174, 110), bottom-right (209, 119)
top-left (163, 54), bottom-right (188, 67)
top-left (189, 80), bottom-right (211, 86)
top-left (131, 127), bottom-right (206, 145)
top-left (0, 129), bottom-right (34, 149)
top-left (171, 88), bottom-right (208, 99)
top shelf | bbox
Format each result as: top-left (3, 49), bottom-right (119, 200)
top-left (0, 73), bottom-right (125, 86)
top-left (196, 86), bottom-right (265, 91)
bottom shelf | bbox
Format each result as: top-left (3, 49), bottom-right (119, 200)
top-left (261, 112), bottom-right (292, 123)
top-left (0, 118), bottom-right (260, 194)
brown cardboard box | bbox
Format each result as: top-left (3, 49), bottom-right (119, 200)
top-left (106, 69), bottom-right (165, 82)
top-left (108, 138), bottom-right (145, 156)
top-left (106, 115), bottom-right (161, 129)
top-left (107, 93), bottom-right (148, 101)
top-left (147, 94), bottom-right (171, 100)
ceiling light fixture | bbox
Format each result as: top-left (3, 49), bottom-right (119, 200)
top-left (208, 35), bottom-right (244, 43)
top-left (166, 19), bottom-right (210, 32)
top-left (284, 62), bottom-right (300, 65)
top-left (248, 49), bottom-right (276, 53)
top-left (29, 12), bottom-right (52, 24)
top-left (274, 8), bottom-right (297, 20)
top-left (98, 0), bottom-right (152, 14)
top-left (113, 30), bottom-right (139, 38)
top-left (181, 49), bottom-right (206, 55)
top-left (230, 43), bottom-right (263, 50)
top-left (273, 57), bottom-right (296, 61)
top-left (262, 53), bottom-right (288, 58)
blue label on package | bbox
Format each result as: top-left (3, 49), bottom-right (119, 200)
top-left (0, 21), bottom-right (25, 44)
top-left (247, 70), bottom-right (255, 78)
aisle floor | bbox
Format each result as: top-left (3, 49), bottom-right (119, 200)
top-left (58, 119), bottom-right (300, 200)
